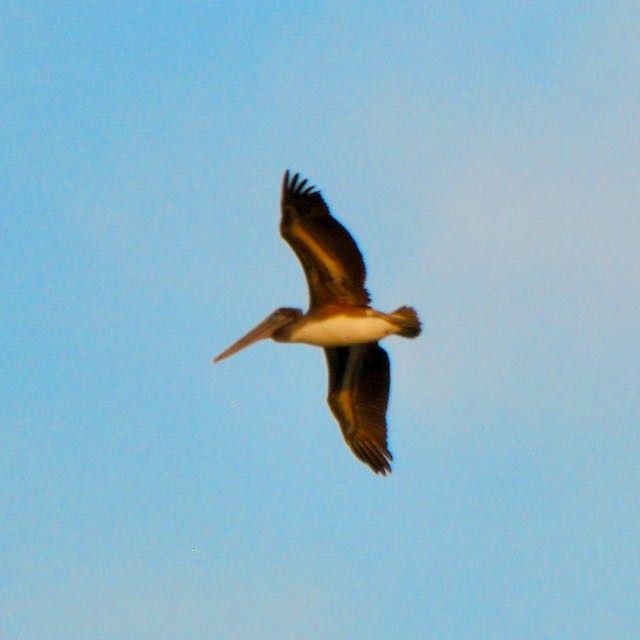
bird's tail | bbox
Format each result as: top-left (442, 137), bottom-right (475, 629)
top-left (390, 306), bottom-right (422, 338)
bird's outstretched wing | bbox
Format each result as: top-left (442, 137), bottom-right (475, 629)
top-left (324, 343), bottom-right (392, 475)
top-left (280, 171), bottom-right (370, 310)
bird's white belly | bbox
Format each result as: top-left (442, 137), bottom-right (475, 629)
top-left (288, 314), bottom-right (395, 347)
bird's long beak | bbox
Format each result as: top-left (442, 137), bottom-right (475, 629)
top-left (213, 313), bottom-right (289, 364)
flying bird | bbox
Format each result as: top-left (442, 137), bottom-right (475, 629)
top-left (214, 171), bottom-right (421, 474)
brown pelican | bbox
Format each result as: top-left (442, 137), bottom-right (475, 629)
top-left (214, 171), bottom-right (421, 475)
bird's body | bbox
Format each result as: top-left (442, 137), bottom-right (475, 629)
top-left (214, 171), bottom-right (422, 474)
top-left (276, 306), bottom-right (404, 346)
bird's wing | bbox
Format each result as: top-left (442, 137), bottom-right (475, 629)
top-left (280, 171), bottom-right (370, 310)
top-left (324, 343), bottom-right (392, 475)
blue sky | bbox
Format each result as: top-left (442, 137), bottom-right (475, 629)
top-left (2, 2), bottom-right (639, 638)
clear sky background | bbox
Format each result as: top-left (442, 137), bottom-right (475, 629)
top-left (2, 3), bottom-right (639, 639)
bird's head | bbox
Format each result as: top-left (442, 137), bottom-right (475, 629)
top-left (213, 307), bottom-right (303, 363)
